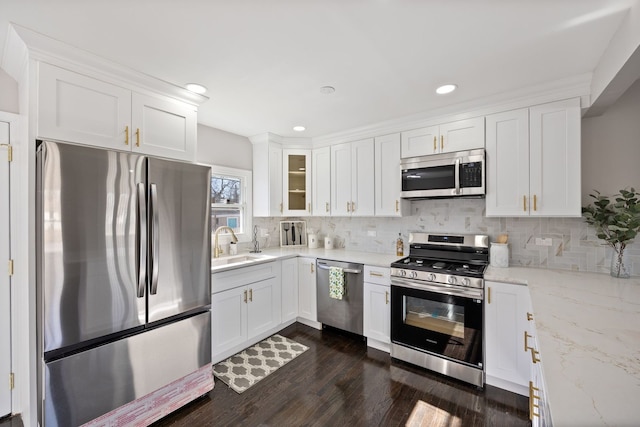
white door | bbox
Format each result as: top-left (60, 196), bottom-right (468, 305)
top-left (297, 258), bottom-right (317, 322)
top-left (331, 143), bottom-right (352, 216)
top-left (312, 146), bottom-right (331, 216)
top-left (280, 258), bottom-right (298, 323)
top-left (351, 138), bottom-right (375, 216)
top-left (363, 282), bottom-right (390, 344)
top-left (439, 117), bottom-right (485, 153)
top-left (247, 277), bottom-right (280, 340)
top-left (0, 120), bottom-right (11, 417)
top-left (211, 287), bottom-right (248, 363)
top-left (401, 125), bottom-right (439, 157)
top-left (375, 133), bottom-right (405, 216)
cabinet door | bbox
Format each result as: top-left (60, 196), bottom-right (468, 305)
top-left (247, 277), bottom-right (281, 340)
top-left (283, 149), bottom-right (311, 216)
top-left (363, 282), bottom-right (390, 344)
top-left (281, 258), bottom-right (299, 323)
top-left (312, 146), bottom-right (331, 216)
top-left (485, 108), bottom-right (530, 216)
top-left (439, 117), bottom-right (485, 153)
top-left (401, 125), bottom-right (439, 158)
top-left (529, 98), bottom-right (581, 217)
top-left (37, 62), bottom-right (132, 150)
top-left (212, 287), bottom-right (248, 361)
top-left (131, 92), bottom-right (197, 161)
top-left (331, 143), bottom-right (352, 216)
top-left (375, 133), bottom-right (406, 216)
top-left (298, 258), bottom-right (317, 322)
top-left (351, 138), bottom-right (375, 216)
top-left (485, 281), bottom-right (531, 395)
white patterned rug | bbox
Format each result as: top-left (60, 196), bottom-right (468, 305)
top-left (213, 334), bottom-right (309, 394)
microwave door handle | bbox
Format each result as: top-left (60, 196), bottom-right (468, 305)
top-left (455, 158), bottom-right (461, 195)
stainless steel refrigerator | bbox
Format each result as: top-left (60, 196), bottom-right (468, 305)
top-left (36, 140), bottom-right (212, 426)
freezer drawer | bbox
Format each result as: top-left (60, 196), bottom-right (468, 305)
top-left (43, 311), bottom-right (211, 427)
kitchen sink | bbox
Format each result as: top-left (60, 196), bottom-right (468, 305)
top-left (211, 253), bottom-right (274, 269)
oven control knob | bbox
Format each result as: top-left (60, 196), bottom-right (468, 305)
top-left (447, 276), bottom-right (457, 285)
top-left (399, 269), bottom-right (407, 277)
top-left (410, 271), bottom-right (418, 279)
top-left (461, 278), bottom-right (471, 287)
top-left (428, 273), bottom-right (436, 282)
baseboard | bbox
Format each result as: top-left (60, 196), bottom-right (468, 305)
top-left (485, 374), bottom-right (528, 396)
top-left (366, 337), bottom-right (390, 353)
top-left (296, 317), bottom-right (322, 330)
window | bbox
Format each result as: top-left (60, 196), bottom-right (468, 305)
top-left (209, 165), bottom-right (252, 243)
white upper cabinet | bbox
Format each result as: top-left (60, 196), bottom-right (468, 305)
top-left (37, 62), bottom-right (197, 161)
top-left (312, 146), bottom-right (331, 216)
top-left (252, 137), bottom-right (283, 217)
top-left (486, 98), bottom-right (581, 217)
top-left (282, 149), bottom-right (312, 216)
top-left (374, 133), bottom-right (408, 216)
top-left (331, 138), bottom-right (375, 216)
top-left (401, 117), bottom-right (484, 158)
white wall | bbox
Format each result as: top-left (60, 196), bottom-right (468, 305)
top-left (196, 124), bottom-right (252, 169)
top-left (0, 69), bottom-right (18, 113)
top-left (581, 78), bottom-right (640, 202)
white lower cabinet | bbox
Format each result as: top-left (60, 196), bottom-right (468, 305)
top-left (527, 312), bottom-right (552, 427)
top-left (297, 257), bottom-right (320, 328)
top-left (281, 258), bottom-right (299, 323)
top-left (211, 261), bottom-right (281, 364)
top-left (363, 265), bottom-right (390, 352)
top-left (484, 280), bottom-right (532, 396)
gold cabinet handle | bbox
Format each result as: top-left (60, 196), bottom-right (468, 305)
top-left (280, 202), bottom-right (283, 213)
top-left (311, 263), bottom-right (314, 273)
top-left (433, 136), bottom-right (437, 152)
top-left (249, 288), bottom-right (253, 302)
top-left (244, 290), bottom-right (247, 303)
top-left (0, 144), bottom-right (12, 162)
top-left (135, 128), bottom-right (140, 147)
top-left (487, 286), bottom-right (491, 304)
top-left (529, 381), bottom-right (540, 420)
top-left (370, 272), bottom-right (383, 277)
top-left (351, 201), bottom-right (355, 212)
top-left (308, 202), bottom-right (311, 213)
top-left (524, 331), bottom-right (533, 353)
top-left (534, 194), bottom-right (537, 211)
top-left (125, 126), bottom-right (129, 145)
top-left (395, 200), bottom-right (399, 212)
top-left (527, 312), bottom-right (534, 321)
top-left (440, 135), bottom-right (444, 150)
top-left (385, 291), bottom-right (389, 305)
top-left (346, 202), bottom-right (350, 212)
top-left (325, 202), bottom-right (329, 213)
top-left (523, 195), bottom-right (527, 212)
top-left (530, 348), bottom-right (540, 364)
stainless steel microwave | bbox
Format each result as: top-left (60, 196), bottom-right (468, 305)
top-left (400, 149), bottom-right (485, 199)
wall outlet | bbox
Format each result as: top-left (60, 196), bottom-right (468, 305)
top-left (535, 237), bottom-right (553, 246)
top-left (367, 230), bottom-right (377, 237)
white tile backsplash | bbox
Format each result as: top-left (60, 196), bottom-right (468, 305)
top-left (253, 198), bottom-right (639, 276)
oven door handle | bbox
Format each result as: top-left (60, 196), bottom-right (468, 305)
top-left (391, 277), bottom-right (483, 299)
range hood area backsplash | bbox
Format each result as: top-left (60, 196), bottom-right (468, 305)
top-left (252, 198), bottom-right (639, 277)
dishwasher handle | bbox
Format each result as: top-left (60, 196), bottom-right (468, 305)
top-left (317, 263), bottom-right (362, 274)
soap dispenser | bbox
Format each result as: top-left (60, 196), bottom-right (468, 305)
top-left (396, 233), bottom-right (404, 256)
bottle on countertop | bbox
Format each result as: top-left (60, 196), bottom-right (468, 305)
top-left (396, 233), bottom-right (404, 256)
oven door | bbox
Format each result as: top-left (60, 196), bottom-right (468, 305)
top-left (390, 278), bottom-right (483, 368)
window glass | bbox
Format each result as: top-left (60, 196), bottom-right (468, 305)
top-left (209, 166), bottom-right (252, 242)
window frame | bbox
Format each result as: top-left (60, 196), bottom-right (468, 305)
top-left (209, 165), bottom-right (253, 243)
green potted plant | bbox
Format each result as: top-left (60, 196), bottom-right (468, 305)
top-left (582, 188), bottom-right (640, 278)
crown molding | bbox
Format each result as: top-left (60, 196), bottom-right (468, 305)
top-left (2, 23), bottom-right (208, 107)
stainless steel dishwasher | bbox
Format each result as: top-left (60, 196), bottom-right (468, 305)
top-left (316, 259), bottom-right (364, 335)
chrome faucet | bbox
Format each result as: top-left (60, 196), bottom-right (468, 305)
top-left (213, 226), bottom-right (238, 258)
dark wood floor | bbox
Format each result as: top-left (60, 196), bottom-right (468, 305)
top-left (153, 323), bottom-right (530, 427)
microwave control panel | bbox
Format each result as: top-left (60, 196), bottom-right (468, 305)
top-left (460, 162), bottom-right (483, 188)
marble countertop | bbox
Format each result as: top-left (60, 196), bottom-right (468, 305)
top-left (486, 266), bottom-right (640, 426)
top-left (211, 247), bottom-right (399, 273)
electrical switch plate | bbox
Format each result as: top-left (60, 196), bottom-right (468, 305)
top-left (367, 230), bottom-right (377, 237)
top-left (535, 237), bottom-right (552, 246)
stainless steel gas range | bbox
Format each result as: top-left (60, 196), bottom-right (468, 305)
top-left (390, 232), bottom-right (489, 387)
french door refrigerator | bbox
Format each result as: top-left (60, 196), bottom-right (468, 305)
top-left (36, 140), bottom-right (212, 426)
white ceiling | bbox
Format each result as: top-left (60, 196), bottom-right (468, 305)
top-left (0, 0), bottom-right (637, 138)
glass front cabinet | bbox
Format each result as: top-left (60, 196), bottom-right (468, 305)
top-left (282, 149), bottom-right (312, 216)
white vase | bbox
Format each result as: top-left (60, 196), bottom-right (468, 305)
top-left (610, 245), bottom-right (630, 278)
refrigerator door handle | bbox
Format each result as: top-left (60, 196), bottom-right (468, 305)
top-left (150, 183), bottom-right (160, 295)
top-left (136, 183), bottom-right (147, 298)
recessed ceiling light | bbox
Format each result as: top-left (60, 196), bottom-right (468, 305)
top-left (436, 84), bottom-right (457, 95)
top-left (293, 126), bottom-right (306, 132)
top-left (320, 86), bottom-right (335, 94)
top-left (185, 83), bottom-right (207, 94)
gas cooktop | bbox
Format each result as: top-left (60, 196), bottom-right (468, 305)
top-left (393, 257), bottom-right (487, 278)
